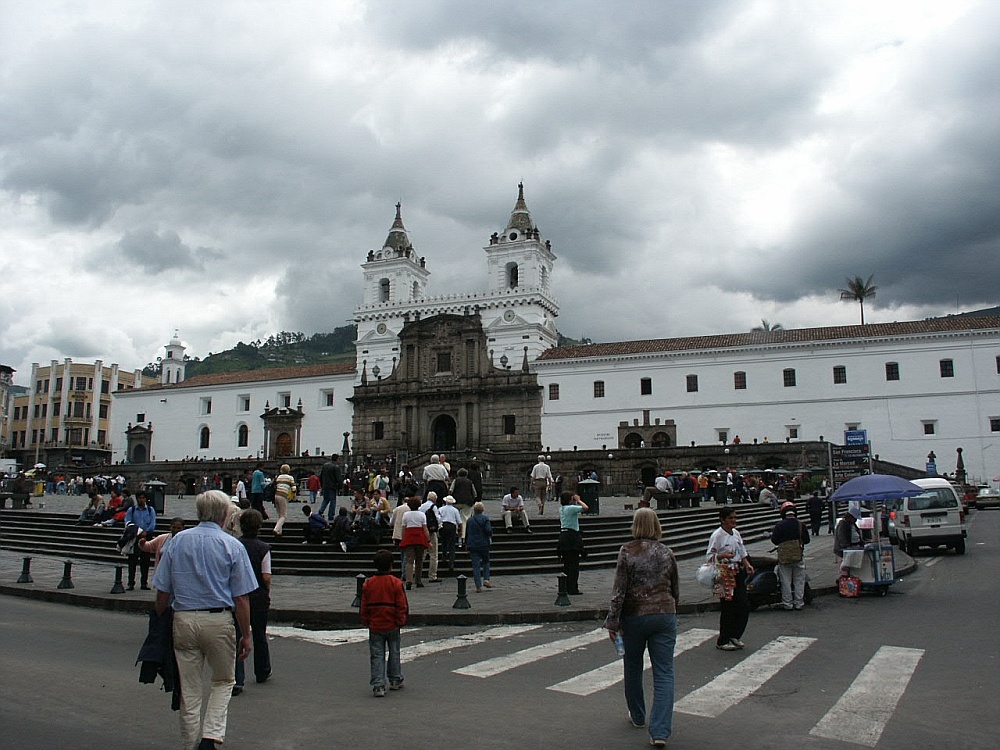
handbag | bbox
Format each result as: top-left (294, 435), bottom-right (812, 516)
top-left (776, 539), bottom-right (803, 564)
top-left (838, 575), bottom-right (862, 598)
top-left (695, 562), bottom-right (717, 588)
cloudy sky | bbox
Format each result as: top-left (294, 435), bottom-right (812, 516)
top-left (2, 0), bottom-right (998, 384)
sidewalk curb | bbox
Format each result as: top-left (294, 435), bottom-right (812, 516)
top-left (1, 553), bottom-right (917, 627)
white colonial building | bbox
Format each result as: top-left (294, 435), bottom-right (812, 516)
top-left (535, 319), bottom-right (1000, 481)
top-left (109, 186), bottom-right (1000, 482)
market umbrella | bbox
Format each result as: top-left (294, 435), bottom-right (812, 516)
top-left (34, 463), bottom-right (47, 469)
top-left (829, 474), bottom-right (925, 503)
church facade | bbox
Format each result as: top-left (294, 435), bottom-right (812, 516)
top-left (109, 187), bottom-right (1000, 483)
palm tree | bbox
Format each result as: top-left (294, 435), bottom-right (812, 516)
top-left (752, 319), bottom-right (783, 332)
top-left (839, 275), bottom-right (878, 325)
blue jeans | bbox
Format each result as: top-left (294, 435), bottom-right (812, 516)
top-left (369, 629), bottom-right (403, 688)
top-left (469, 547), bottom-right (490, 589)
top-left (622, 613), bottom-right (677, 742)
top-left (319, 488), bottom-right (337, 519)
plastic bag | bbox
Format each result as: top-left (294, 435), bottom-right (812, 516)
top-left (695, 562), bottom-right (717, 588)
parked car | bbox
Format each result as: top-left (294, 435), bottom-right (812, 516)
top-left (974, 487), bottom-right (1000, 510)
top-left (893, 477), bottom-right (967, 555)
top-left (883, 497), bottom-right (905, 543)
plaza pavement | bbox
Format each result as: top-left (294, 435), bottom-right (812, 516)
top-left (0, 492), bottom-right (915, 626)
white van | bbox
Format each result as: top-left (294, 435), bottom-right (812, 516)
top-left (894, 477), bottom-right (967, 555)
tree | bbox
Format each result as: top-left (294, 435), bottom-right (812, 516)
top-left (752, 319), bottom-right (783, 332)
top-left (839, 275), bottom-right (878, 324)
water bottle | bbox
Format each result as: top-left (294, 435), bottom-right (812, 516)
top-left (614, 633), bottom-right (625, 657)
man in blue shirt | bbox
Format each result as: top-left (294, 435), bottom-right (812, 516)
top-left (154, 490), bottom-right (257, 750)
top-left (125, 490), bottom-right (157, 590)
top-left (250, 462), bottom-right (267, 519)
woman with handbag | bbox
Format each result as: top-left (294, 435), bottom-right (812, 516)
top-left (706, 507), bottom-right (754, 651)
top-left (770, 501), bottom-right (810, 610)
top-left (605, 508), bottom-right (679, 748)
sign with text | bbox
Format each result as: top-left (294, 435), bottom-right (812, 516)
top-left (844, 429), bottom-right (868, 446)
top-left (831, 443), bottom-right (871, 486)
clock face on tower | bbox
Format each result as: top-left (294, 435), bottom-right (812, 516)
top-left (376, 323), bottom-right (387, 334)
top-left (503, 310), bottom-right (516, 322)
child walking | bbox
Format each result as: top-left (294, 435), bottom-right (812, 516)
top-left (360, 549), bottom-right (409, 697)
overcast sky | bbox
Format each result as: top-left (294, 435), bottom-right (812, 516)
top-left (2, 0), bottom-right (998, 384)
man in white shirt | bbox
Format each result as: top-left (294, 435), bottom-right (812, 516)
top-left (422, 455), bottom-right (450, 500)
top-left (641, 472), bottom-right (671, 506)
top-left (530, 456), bottom-right (554, 514)
top-left (437, 496), bottom-right (463, 573)
top-left (502, 487), bottom-right (532, 534)
top-left (418, 492), bottom-right (442, 582)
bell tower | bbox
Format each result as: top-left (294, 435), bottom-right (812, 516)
top-left (161, 330), bottom-right (186, 385)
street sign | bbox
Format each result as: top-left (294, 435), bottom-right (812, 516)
top-left (926, 461), bottom-right (937, 475)
top-left (844, 429), bottom-right (868, 446)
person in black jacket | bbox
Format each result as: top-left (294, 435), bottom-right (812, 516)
top-left (770, 502), bottom-right (810, 610)
top-left (234, 510), bottom-right (272, 694)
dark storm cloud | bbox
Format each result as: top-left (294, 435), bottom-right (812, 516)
top-left (363, 0), bottom-right (739, 64)
top-left (708, 2), bottom-right (1000, 314)
top-left (111, 229), bottom-right (220, 274)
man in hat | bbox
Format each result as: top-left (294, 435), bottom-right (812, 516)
top-left (770, 502), bottom-right (810, 610)
top-left (437, 495), bottom-right (462, 572)
top-left (834, 505), bottom-right (865, 565)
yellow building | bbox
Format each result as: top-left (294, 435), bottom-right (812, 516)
top-left (6, 359), bottom-right (154, 469)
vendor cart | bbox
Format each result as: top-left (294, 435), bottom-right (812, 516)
top-left (841, 542), bottom-right (895, 596)
top-left (830, 474), bottom-right (922, 597)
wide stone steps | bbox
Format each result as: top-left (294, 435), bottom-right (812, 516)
top-left (0, 503), bottom-right (793, 577)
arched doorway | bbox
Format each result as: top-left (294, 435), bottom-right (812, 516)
top-left (431, 415), bottom-right (457, 452)
top-left (652, 432), bottom-right (672, 447)
top-left (275, 432), bottom-right (293, 457)
top-left (131, 444), bottom-right (147, 463)
top-left (623, 432), bottom-right (643, 449)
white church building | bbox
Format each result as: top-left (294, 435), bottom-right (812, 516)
top-left (110, 186), bottom-right (1000, 483)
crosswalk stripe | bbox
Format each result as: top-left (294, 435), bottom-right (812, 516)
top-left (547, 628), bottom-right (717, 697)
top-left (268, 626), bottom-right (382, 646)
top-left (455, 628), bottom-right (607, 678)
top-left (400, 625), bottom-right (543, 663)
top-left (810, 645), bottom-right (924, 747)
top-left (675, 635), bottom-right (816, 717)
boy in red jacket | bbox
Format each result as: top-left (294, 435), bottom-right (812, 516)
top-left (360, 549), bottom-right (408, 697)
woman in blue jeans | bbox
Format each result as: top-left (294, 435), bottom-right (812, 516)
top-left (464, 502), bottom-right (493, 592)
top-left (605, 508), bottom-right (679, 747)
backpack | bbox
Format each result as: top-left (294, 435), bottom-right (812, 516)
top-left (425, 506), bottom-right (439, 533)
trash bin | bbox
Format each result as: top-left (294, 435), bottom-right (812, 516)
top-left (34, 480), bottom-right (45, 497)
top-left (144, 480), bottom-right (167, 515)
top-left (578, 478), bottom-right (600, 515)
top-left (714, 484), bottom-right (728, 505)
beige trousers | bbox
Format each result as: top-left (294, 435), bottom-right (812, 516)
top-left (173, 610), bottom-right (237, 748)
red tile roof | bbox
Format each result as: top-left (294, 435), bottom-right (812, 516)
top-left (538, 316), bottom-right (1000, 361)
top-left (138, 362), bottom-right (356, 391)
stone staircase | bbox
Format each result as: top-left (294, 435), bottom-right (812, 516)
top-left (1, 502), bottom-right (794, 577)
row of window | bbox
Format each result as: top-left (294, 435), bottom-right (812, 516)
top-left (12, 402), bottom-right (109, 420)
top-left (34, 376), bottom-right (116, 394)
top-left (10, 428), bottom-right (107, 448)
top-left (195, 390), bottom-right (337, 417)
top-left (548, 359), bottom-right (967, 400)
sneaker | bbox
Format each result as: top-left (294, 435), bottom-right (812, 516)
top-left (483, 581), bottom-right (493, 588)
top-left (340, 542), bottom-right (348, 552)
top-left (730, 639), bottom-right (746, 649)
top-left (373, 686), bottom-right (386, 698)
top-left (525, 528), bottom-right (533, 534)
top-left (231, 685), bottom-right (243, 696)
top-left (716, 642), bottom-right (738, 651)
top-left (650, 739), bottom-right (667, 747)
top-left (506, 528), bottom-right (513, 534)
top-left (628, 713), bottom-right (645, 728)
top-left (257, 671), bottom-right (271, 683)
top-left (389, 682), bottom-right (404, 691)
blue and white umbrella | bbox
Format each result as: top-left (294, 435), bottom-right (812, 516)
top-left (830, 474), bottom-right (924, 503)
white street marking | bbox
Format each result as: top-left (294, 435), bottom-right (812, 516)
top-left (922, 557), bottom-right (941, 567)
top-left (400, 624), bottom-right (543, 663)
top-left (810, 646), bottom-right (923, 747)
top-left (547, 628), bottom-right (717, 696)
top-left (269, 626), bottom-right (378, 646)
top-left (675, 636), bottom-right (816, 717)
top-left (455, 628), bottom-right (607, 678)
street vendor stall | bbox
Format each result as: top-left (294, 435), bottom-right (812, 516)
top-left (829, 474), bottom-right (924, 596)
